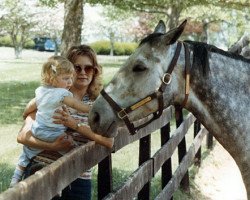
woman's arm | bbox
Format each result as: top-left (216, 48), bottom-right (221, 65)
top-left (53, 108), bottom-right (114, 149)
top-left (17, 112), bottom-right (74, 151)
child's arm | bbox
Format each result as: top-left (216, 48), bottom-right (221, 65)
top-left (74, 124), bottom-right (114, 149)
top-left (23, 98), bottom-right (37, 119)
top-left (53, 111), bottom-right (113, 149)
top-left (63, 96), bottom-right (90, 113)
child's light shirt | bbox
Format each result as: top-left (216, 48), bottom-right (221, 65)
top-left (34, 86), bottom-right (73, 129)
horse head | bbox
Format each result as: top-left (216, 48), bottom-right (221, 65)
top-left (89, 20), bottom-right (188, 137)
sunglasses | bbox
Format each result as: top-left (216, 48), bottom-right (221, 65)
top-left (74, 65), bottom-right (96, 75)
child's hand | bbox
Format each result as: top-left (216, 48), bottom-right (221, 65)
top-left (53, 106), bottom-right (77, 130)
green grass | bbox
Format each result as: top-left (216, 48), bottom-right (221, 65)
top-left (0, 124), bottom-right (23, 192)
top-left (0, 81), bottom-right (39, 124)
top-left (0, 50), bottom-right (207, 199)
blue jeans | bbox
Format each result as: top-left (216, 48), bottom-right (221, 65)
top-left (23, 160), bottom-right (92, 200)
top-left (59, 178), bottom-right (91, 200)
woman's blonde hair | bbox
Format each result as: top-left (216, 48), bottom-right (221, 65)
top-left (41, 56), bottom-right (74, 85)
top-left (66, 45), bottom-right (103, 100)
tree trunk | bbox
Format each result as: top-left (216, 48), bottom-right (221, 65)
top-left (165, 4), bottom-right (181, 30)
top-left (61, 0), bottom-right (84, 56)
top-left (14, 46), bottom-right (22, 59)
top-left (200, 19), bottom-right (209, 43)
top-left (109, 31), bottom-right (115, 56)
top-left (11, 32), bottom-right (22, 59)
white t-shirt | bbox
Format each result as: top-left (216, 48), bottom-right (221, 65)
top-left (35, 86), bottom-right (73, 129)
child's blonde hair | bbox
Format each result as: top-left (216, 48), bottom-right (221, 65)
top-left (41, 55), bottom-right (74, 85)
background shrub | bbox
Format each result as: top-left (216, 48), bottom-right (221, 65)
top-left (24, 39), bottom-right (35, 49)
top-left (90, 40), bottom-right (137, 56)
top-left (90, 40), bottom-right (110, 55)
top-left (122, 42), bottom-right (138, 55)
top-left (0, 36), bottom-right (12, 47)
top-left (0, 36), bottom-right (35, 49)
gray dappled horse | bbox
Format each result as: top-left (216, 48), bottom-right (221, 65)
top-left (89, 20), bottom-right (250, 197)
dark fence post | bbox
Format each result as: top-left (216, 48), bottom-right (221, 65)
top-left (98, 155), bottom-right (112, 200)
top-left (175, 106), bottom-right (190, 192)
top-left (160, 122), bottom-right (173, 200)
top-left (194, 120), bottom-right (201, 166)
top-left (206, 133), bottom-right (213, 149)
top-left (138, 135), bottom-right (151, 200)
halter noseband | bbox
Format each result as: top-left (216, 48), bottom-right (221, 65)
top-left (101, 41), bottom-right (190, 135)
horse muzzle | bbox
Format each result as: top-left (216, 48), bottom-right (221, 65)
top-left (89, 96), bottom-right (119, 137)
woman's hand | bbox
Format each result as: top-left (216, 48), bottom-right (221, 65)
top-left (53, 107), bottom-right (114, 149)
top-left (18, 125), bottom-right (74, 151)
top-left (51, 134), bottom-right (74, 151)
top-left (18, 111), bottom-right (74, 151)
top-left (53, 106), bottom-right (78, 130)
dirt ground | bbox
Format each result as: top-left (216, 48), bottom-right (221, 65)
top-left (191, 142), bottom-right (247, 200)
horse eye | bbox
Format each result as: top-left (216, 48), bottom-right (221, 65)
top-left (132, 64), bottom-right (147, 72)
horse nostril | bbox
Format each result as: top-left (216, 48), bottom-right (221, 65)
top-left (93, 112), bottom-right (100, 124)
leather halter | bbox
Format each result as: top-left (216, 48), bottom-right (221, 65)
top-left (101, 41), bottom-right (191, 135)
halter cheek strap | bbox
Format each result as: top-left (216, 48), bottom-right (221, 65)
top-left (159, 42), bottom-right (182, 92)
top-left (101, 90), bottom-right (164, 135)
top-left (100, 41), bottom-right (190, 135)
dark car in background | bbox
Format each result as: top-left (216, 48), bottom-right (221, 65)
top-left (34, 37), bottom-right (56, 51)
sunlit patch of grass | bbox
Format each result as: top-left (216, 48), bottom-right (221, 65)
top-left (0, 61), bottom-right (42, 83)
top-left (0, 124), bottom-right (23, 192)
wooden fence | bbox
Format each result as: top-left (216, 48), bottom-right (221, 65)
top-left (0, 106), bottom-right (213, 200)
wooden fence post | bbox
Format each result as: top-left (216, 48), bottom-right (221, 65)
top-left (138, 135), bottom-right (151, 200)
top-left (160, 123), bottom-right (173, 200)
top-left (175, 106), bottom-right (190, 192)
top-left (194, 120), bottom-right (201, 166)
top-left (98, 155), bottom-right (112, 200)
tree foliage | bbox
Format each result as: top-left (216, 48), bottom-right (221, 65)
top-left (38, 0), bottom-right (84, 56)
top-left (34, 4), bottom-right (64, 55)
top-left (1, 0), bottom-right (249, 57)
top-left (88, 0), bottom-right (249, 43)
top-left (88, 0), bottom-right (193, 29)
top-left (0, 0), bottom-right (38, 58)
top-left (39, 0), bottom-right (64, 7)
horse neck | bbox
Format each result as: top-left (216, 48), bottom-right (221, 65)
top-left (181, 51), bottom-right (250, 159)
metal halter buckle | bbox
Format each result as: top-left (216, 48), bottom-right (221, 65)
top-left (118, 109), bottom-right (128, 119)
top-left (162, 73), bottom-right (172, 84)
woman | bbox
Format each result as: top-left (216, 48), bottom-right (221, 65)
top-left (17, 45), bottom-right (112, 200)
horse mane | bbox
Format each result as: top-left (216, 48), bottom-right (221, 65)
top-left (184, 40), bottom-right (250, 77)
top-left (184, 40), bottom-right (210, 76)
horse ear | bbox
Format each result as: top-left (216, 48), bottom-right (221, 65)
top-left (164, 19), bottom-right (187, 44)
top-left (154, 20), bottom-right (166, 34)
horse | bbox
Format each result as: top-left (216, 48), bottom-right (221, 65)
top-left (89, 20), bottom-right (250, 198)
